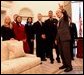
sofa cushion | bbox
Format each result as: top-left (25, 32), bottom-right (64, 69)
top-left (6, 56), bottom-right (41, 74)
top-left (7, 41), bottom-right (26, 59)
top-left (1, 61), bottom-right (14, 74)
top-left (1, 41), bottom-right (9, 62)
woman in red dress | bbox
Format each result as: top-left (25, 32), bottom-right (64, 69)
top-left (12, 16), bottom-right (30, 53)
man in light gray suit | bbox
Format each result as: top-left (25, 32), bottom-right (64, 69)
top-left (56, 9), bottom-right (73, 72)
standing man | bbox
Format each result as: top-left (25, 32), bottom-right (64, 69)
top-left (56, 9), bottom-right (73, 72)
top-left (69, 17), bottom-right (77, 60)
top-left (44, 10), bottom-right (58, 64)
top-left (33, 13), bottom-right (46, 61)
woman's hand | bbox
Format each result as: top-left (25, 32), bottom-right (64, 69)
top-left (23, 39), bottom-right (26, 42)
top-left (31, 39), bottom-right (34, 42)
top-left (10, 38), bottom-right (15, 40)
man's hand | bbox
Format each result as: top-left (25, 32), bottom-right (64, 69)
top-left (55, 40), bottom-right (57, 45)
top-left (41, 34), bottom-right (46, 39)
top-left (31, 39), bottom-right (34, 42)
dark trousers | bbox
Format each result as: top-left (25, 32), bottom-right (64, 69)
top-left (27, 39), bottom-right (34, 54)
top-left (70, 40), bottom-right (75, 59)
top-left (59, 41), bottom-right (72, 68)
top-left (46, 40), bottom-right (54, 61)
top-left (36, 40), bottom-right (46, 60)
top-left (54, 44), bottom-right (60, 60)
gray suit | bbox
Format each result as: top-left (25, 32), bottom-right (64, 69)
top-left (57, 17), bottom-right (72, 68)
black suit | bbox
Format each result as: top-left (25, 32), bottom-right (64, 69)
top-left (69, 22), bottom-right (77, 59)
top-left (33, 21), bottom-right (46, 60)
top-left (25, 23), bottom-right (34, 54)
top-left (44, 18), bottom-right (58, 62)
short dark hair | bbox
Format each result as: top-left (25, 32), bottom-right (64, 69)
top-left (49, 10), bottom-right (53, 13)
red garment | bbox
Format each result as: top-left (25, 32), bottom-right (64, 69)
top-left (77, 38), bottom-right (83, 58)
top-left (12, 22), bottom-right (30, 53)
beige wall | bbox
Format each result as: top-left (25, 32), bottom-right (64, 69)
top-left (64, 1), bottom-right (72, 17)
top-left (1, 1), bottom-right (71, 24)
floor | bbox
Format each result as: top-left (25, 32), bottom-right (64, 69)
top-left (21, 49), bottom-right (83, 74)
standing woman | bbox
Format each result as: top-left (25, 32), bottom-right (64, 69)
top-left (12, 16), bottom-right (30, 53)
top-left (25, 17), bottom-right (34, 54)
top-left (1, 16), bottom-right (15, 41)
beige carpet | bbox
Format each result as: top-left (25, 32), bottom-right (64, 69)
top-left (21, 57), bottom-right (83, 74)
top-left (21, 49), bottom-right (83, 74)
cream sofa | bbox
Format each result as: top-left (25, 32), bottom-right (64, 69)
top-left (1, 40), bottom-right (41, 74)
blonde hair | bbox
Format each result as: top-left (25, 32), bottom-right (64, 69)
top-left (4, 16), bottom-right (12, 29)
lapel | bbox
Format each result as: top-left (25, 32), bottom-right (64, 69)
top-left (58, 17), bottom-right (63, 27)
top-left (38, 21), bottom-right (42, 26)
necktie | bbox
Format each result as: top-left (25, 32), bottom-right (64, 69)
top-left (57, 21), bottom-right (60, 27)
top-left (39, 21), bottom-right (42, 26)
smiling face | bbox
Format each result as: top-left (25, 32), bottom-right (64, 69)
top-left (4, 16), bottom-right (11, 25)
top-left (56, 9), bottom-right (62, 19)
top-left (13, 14), bottom-right (18, 21)
top-left (37, 13), bottom-right (42, 21)
top-left (16, 16), bottom-right (22, 23)
top-left (27, 17), bottom-right (32, 23)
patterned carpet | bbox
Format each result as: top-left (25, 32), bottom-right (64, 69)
top-left (53, 58), bottom-right (83, 74)
top-left (21, 48), bottom-right (83, 74)
top-left (21, 57), bottom-right (83, 74)
top-left (59, 66), bottom-right (83, 74)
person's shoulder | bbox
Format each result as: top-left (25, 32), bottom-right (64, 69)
top-left (71, 22), bottom-right (76, 26)
top-left (1, 25), bottom-right (5, 28)
top-left (42, 21), bottom-right (45, 24)
top-left (25, 23), bottom-right (28, 26)
top-left (34, 21), bottom-right (39, 24)
top-left (44, 19), bottom-right (49, 23)
top-left (53, 18), bottom-right (58, 21)
top-left (20, 24), bottom-right (25, 27)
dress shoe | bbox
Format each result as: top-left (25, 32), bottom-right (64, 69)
top-left (40, 62), bottom-right (42, 64)
top-left (59, 65), bottom-right (67, 69)
top-left (41, 58), bottom-right (47, 61)
top-left (64, 67), bottom-right (73, 72)
top-left (46, 56), bottom-right (50, 58)
top-left (50, 61), bottom-right (54, 64)
top-left (71, 58), bottom-right (74, 60)
top-left (56, 59), bottom-right (61, 63)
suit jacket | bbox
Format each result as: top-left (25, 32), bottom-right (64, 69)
top-left (44, 18), bottom-right (58, 41)
top-left (69, 22), bottom-right (77, 40)
top-left (33, 21), bottom-right (45, 41)
top-left (57, 17), bottom-right (71, 41)
top-left (25, 23), bottom-right (34, 40)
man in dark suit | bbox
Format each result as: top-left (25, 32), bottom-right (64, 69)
top-left (33, 13), bottom-right (46, 61)
top-left (44, 10), bottom-right (58, 64)
top-left (56, 9), bottom-right (73, 72)
top-left (69, 17), bottom-right (77, 60)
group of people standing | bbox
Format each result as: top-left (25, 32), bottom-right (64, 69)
top-left (1, 5), bottom-right (77, 72)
